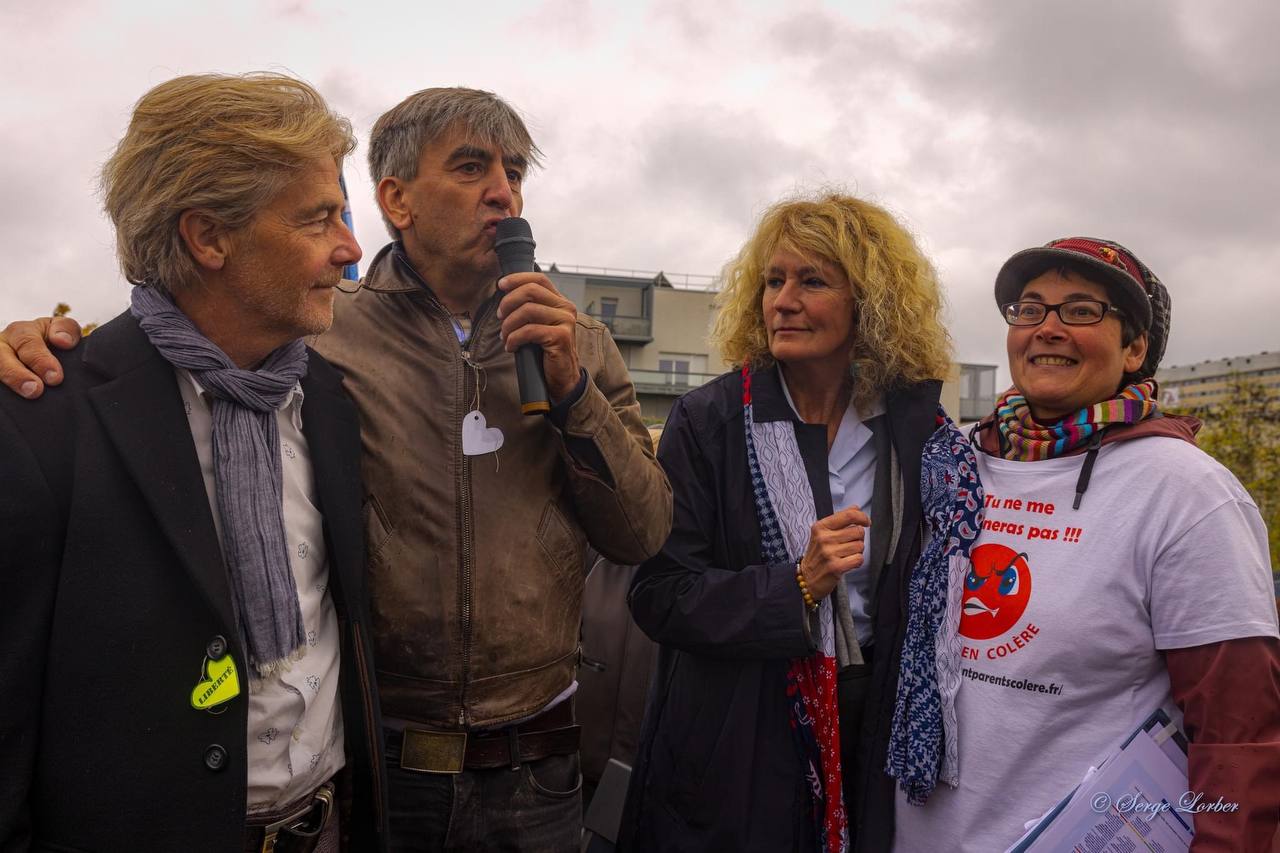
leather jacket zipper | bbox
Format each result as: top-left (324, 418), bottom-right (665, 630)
top-left (448, 295), bottom-right (495, 728)
top-left (457, 347), bottom-right (473, 728)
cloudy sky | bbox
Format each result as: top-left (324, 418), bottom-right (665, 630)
top-left (2, 0), bottom-right (1275, 381)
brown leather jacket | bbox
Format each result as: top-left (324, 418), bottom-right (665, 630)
top-left (315, 243), bottom-right (672, 729)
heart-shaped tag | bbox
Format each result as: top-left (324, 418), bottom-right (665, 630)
top-left (461, 409), bottom-right (504, 456)
top-left (191, 654), bottom-right (241, 711)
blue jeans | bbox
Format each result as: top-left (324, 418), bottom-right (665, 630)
top-left (384, 728), bottom-right (583, 852)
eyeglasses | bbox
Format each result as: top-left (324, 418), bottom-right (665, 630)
top-left (1001, 299), bottom-right (1123, 327)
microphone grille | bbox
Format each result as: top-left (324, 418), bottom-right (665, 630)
top-left (495, 217), bottom-right (533, 245)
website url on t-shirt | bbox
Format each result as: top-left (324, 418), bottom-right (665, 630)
top-left (962, 668), bottom-right (1063, 696)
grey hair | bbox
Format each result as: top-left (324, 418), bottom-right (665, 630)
top-left (368, 87), bottom-right (543, 237)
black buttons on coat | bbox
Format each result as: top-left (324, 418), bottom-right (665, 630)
top-left (206, 635), bottom-right (227, 660)
top-left (204, 744), bottom-right (228, 772)
top-left (200, 638), bottom-right (231, 771)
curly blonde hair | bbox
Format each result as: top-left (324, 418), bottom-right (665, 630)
top-left (712, 191), bottom-right (952, 411)
top-left (101, 72), bottom-right (356, 295)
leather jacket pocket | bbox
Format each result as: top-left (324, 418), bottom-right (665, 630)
top-left (363, 492), bottom-right (394, 562)
top-left (536, 499), bottom-right (582, 581)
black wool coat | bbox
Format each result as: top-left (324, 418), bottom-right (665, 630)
top-left (619, 365), bottom-right (939, 853)
top-left (0, 313), bottom-right (387, 852)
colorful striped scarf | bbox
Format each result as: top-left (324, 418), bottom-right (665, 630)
top-left (995, 380), bottom-right (1160, 461)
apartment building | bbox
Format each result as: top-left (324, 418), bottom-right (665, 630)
top-left (956, 363), bottom-right (999, 423)
top-left (1156, 351), bottom-right (1280, 409)
top-left (546, 264), bottom-right (996, 424)
top-left (547, 264), bottom-right (725, 421)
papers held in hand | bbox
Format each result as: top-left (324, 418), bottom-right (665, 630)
top-left (1006, 709), bottom-right (1195, 853)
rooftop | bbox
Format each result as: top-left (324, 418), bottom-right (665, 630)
top-left (545, 262), bottom-right (719, 291)
top-left (1158, 350), bottom-right (1280, 380)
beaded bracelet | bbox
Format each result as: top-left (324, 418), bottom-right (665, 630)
top-left (795, 560), bottom-right (818, 611)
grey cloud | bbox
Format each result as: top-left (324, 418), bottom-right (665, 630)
top-left (0, 138), bottom-right (124, 326)
top-left (913, 0), bottom-right (1280, 125)
top-left (776, 0), bottom-right (1280, 246)
top-left (269, 0), bottom-right (319, 20)
top-left (4, 0), bottom-right (1273, 376)
top-left (646, 0), bottom-right (741, 44)
top-left (910, 1), bottom-right (1280, 246)
top-left (522, 113), bottom-right (768, 276)
top-left (513, 0), bottom-right (599, 42)
top-left (635, 108), bottom-right (807, 222)
top-left (750, 1), bottom-right (1279, 370)
top-left (317, 67), bottom-right (381, 119)
top-left (0, 0), bottom-right (91, 32)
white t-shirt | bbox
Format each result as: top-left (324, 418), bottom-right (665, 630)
top-left (893, 435), bottom-right (1278, 853)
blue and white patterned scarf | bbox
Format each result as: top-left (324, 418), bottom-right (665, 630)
top-left (885, 410), bottom-right (985, 804)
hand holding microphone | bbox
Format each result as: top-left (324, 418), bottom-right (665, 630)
top-left (494, 217), bottom-right (582, 415)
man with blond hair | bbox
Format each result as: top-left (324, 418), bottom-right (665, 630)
top-left (0, 73), bottom-right (386, 851)
top-left (0, 85), bottom-right (671, 852)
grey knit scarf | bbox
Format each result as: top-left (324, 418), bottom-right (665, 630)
top-left (131, 285), bottom-right (309, 676)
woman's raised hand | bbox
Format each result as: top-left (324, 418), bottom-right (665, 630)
top-left (799, 506), bottom-right (870, 601)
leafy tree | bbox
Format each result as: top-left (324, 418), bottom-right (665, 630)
top-left (1175, 375), bottom-right (1280, 577)
top-left (52, 303), bottom-right (97, 336)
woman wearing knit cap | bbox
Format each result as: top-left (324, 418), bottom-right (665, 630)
top-left (892, 237), bottom-right (1280, 852)
top-left (619, 192), bottom-right (983, 852)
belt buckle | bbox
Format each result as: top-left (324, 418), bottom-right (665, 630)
top-left (401, 728), bottom-right (468, 774)
top-left (259, 783), bottom-right (334, 853)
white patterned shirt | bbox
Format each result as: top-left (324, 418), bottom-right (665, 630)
top-left (176, 368), bottom-right (345, 812)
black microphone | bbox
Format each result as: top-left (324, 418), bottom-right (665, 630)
top-left (493, 217), bottom-right (550, 415)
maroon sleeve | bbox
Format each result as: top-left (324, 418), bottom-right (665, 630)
top-left (1165, 635), bottom-right (1280, 852)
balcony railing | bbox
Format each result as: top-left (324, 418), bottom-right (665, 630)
top-left (628, 369), bottom-right (722, 396)
top-left (587, 311), bottom-right (652, 342)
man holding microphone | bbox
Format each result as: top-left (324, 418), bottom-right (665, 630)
top-left (319, 88), bottom-right (671, 851)
top-left (0, 86), bottom-right (671, 852)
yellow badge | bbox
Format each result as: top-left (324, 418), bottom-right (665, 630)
top-left (191, 654), bottom-right (241, 711)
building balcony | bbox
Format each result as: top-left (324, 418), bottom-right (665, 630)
top-left (628, 369), bottom-right (721, 396)
top-left (587, 311), bottom-right (652, 343)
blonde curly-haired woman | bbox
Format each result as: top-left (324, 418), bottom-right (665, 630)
top-left (620, 192), bottom-right (974, 853)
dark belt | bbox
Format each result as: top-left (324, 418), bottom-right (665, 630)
top-left (243, 781), bottom-right (335, 853)
top-left (400, 699), bottom-right (580, 774)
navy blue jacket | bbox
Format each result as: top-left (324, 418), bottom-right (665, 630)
top-left (620, 365), bottom-right (939, 852)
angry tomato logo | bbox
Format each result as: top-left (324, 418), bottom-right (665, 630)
top-left (960, 543), bottom-right (1032, 640)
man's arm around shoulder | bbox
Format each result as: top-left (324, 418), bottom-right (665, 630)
top-left (0, 317), bottom-right (83, 400)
